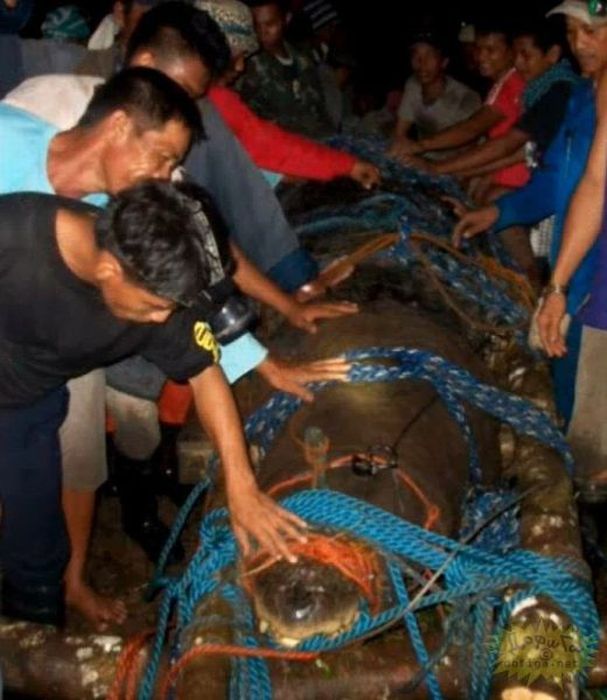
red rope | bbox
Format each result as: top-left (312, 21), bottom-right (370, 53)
top-left (268, 453), bottom-right (442, 531)
top-left (112, 440), bottom-right (441, 698)
top-left (245, 532), bottom-right (382, 612)
top-left (107, 630), bottom-right (155, 700)
top-left (161, 644), bottom-right (318, 697)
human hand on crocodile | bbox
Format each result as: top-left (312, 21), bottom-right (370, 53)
top-left (257, 356), bottom-right (351, 402)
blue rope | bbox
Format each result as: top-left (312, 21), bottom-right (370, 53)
top-left (139, 347), bottom-right (581, 699)
top-left (144, 490), bottom-right (599, 700)
top-left (287, 136), bottom-right (531, 344)
top-left (392, 224), bottom-right (530, 332)
top-left (242, 347), bottom-right (572, 476)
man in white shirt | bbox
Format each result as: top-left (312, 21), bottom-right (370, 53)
top-left (389, 30), bottom-right (481, 160)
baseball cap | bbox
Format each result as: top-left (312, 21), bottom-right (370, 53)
top-left (195, 0), bottom-right (259, 57)
top-left (547, 0), bottom-right (607, 25)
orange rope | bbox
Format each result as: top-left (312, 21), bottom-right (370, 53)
top-left (395, 470), bottom-right (441, 531)
top-left (245, 532), bottom-right (382, 613)
top-left (267, 453), bottom-right (441, 532)
top-left (107, 630), bottom-right (155, 700)
top-left (409, 232), bottom-right (537, 311)
top-left (160, 644), bottom-right (318, 698)
top-left (114, 429), bottom-right (439, 698)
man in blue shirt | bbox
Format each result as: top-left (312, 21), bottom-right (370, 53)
top-left (451, 0), bottom-right (607, 426)
top-left (0, 66), bottom-right (353, 628)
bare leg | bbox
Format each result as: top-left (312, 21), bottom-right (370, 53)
top-left (62, 488), bottom-right (127, 630)
top-left (60, 372), bottom-right (126, 629)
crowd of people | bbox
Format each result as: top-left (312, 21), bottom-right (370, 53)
top-left (1, 0), bottom-right (607, 637)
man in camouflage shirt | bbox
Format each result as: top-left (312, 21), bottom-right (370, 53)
top-left (238, 0), bottom-right (333, 138)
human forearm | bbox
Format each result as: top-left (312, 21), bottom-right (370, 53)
top-left (230, 243), bottom-right (297, 318)
top-left (551, 75), bottom-right (607, 285)
top-left (230, 243), bottom-right (358, 333)
top-left (536, 170), bottom-right (604, 358)
top-left (210, 86), bottom-right (356, 180)
top-left (190, 367), bottom-right (256, 489)
top-left (435, 131), bottom-right (525, 176)
top-left (416, 106), bottom-right (500, 154)
top-left (393, 118), bottom-right (413, 139)
top-left (189, 365), bottom-right (306, 559)
top-left (457, 147), bottom-right (525, 179)
top-left (552, 176), bottom-right (604, 286)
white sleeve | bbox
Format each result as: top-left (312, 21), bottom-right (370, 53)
top-left (3, 75), bottom-right (101, 129)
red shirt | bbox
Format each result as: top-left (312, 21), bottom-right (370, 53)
top-left (209, 85), bottom-right (356, 181)
top-left (485, 68), bottom-right (529, 188)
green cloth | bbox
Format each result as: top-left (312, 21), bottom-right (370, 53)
top-left (41, 5), bottom-right (89, 42)
top-left (237, 42), bottom-right (333, 138)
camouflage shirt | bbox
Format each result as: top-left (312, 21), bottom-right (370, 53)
top-left (237, 42), bottom-right (333, 139)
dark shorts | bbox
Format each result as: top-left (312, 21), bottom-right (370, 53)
top-left (0, 387), bottom-right (70, 589)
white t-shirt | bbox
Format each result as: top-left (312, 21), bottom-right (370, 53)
top-left (397, 75), bottom-right (481, 139)
top-left (4, 73), bottom-right (102, 129)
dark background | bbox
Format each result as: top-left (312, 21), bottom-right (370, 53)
top-left (20, 0), bottom-right (565, 96)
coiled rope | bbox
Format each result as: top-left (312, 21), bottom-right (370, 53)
top-left (126, 346), bottom-right (584, 700)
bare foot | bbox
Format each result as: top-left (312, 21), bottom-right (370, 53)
top-left (66, 579), bottom-right (127, 631)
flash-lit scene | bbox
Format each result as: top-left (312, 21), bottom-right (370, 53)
top-left (2, 0), bottom-right (607, 698)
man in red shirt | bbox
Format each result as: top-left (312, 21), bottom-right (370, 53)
top-left (396, 20), bottom-right (527, 204)
top-left (196, 0), bottom-right (380, 188)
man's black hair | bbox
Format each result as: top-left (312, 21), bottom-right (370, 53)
top-left (475, 16), bottom-right (515, 44)
top-left (247, 0), bottom-right (289, 14)
top-left (121, 0), bottom-right (183, 14)
top-left (77, 66), bottom-right (203, 140)
top-left (514, 16), bottom-right (566, 54)
top-left (125, 1), bottom-right (231, 77)
top-left (96, 180), bottom-right (233, 305)
top-left (408, 29), bottom-right (451, 58)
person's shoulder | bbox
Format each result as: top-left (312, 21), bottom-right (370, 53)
top-left (248, 51), bottom-right (270, 70)
top-left (0, 101), bottom-right (54, 133)
top-left (241, 51), bottom-right (271, 82)
top-left (0, 193), bottom-right (65, 232)
top-left (3, 74), bottom-right (101, 129)
top-left (570, 77), bottom-right (594, 102)
top-left (401, 75), bottom-right (421, 99)
top-left (74, 46), bottom-right (116, 80)
top-left (0, 191), bottom-right (96, 213)
top-left (445, 75), bottom-right (480, 99)
top-left (504, 68), bottom-right (525, 93)
top-left (489, 69), bottom-right (523, 107)
top-left (289, 42), bottom-right (316, 68)
top-left (540, 79), bottom-right (575, 103)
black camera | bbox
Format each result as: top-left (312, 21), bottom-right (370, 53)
top-left (198, 276), bottom-right (257, 344)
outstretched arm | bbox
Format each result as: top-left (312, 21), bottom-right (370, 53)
top-left (537, 74), bottom-right (607, 356)
top-left (408, 105), bottom-right (502, 156)
top-left (230, 242), bottom-right (358, 333)
top-left (456, 147), bottom-right (525, 179)
top-left (433, 128), bottom-right (527, 176)
top-left (210, 86), bottom-right (379, 187)
top-left (189, 365), bottom-right (307, 561)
